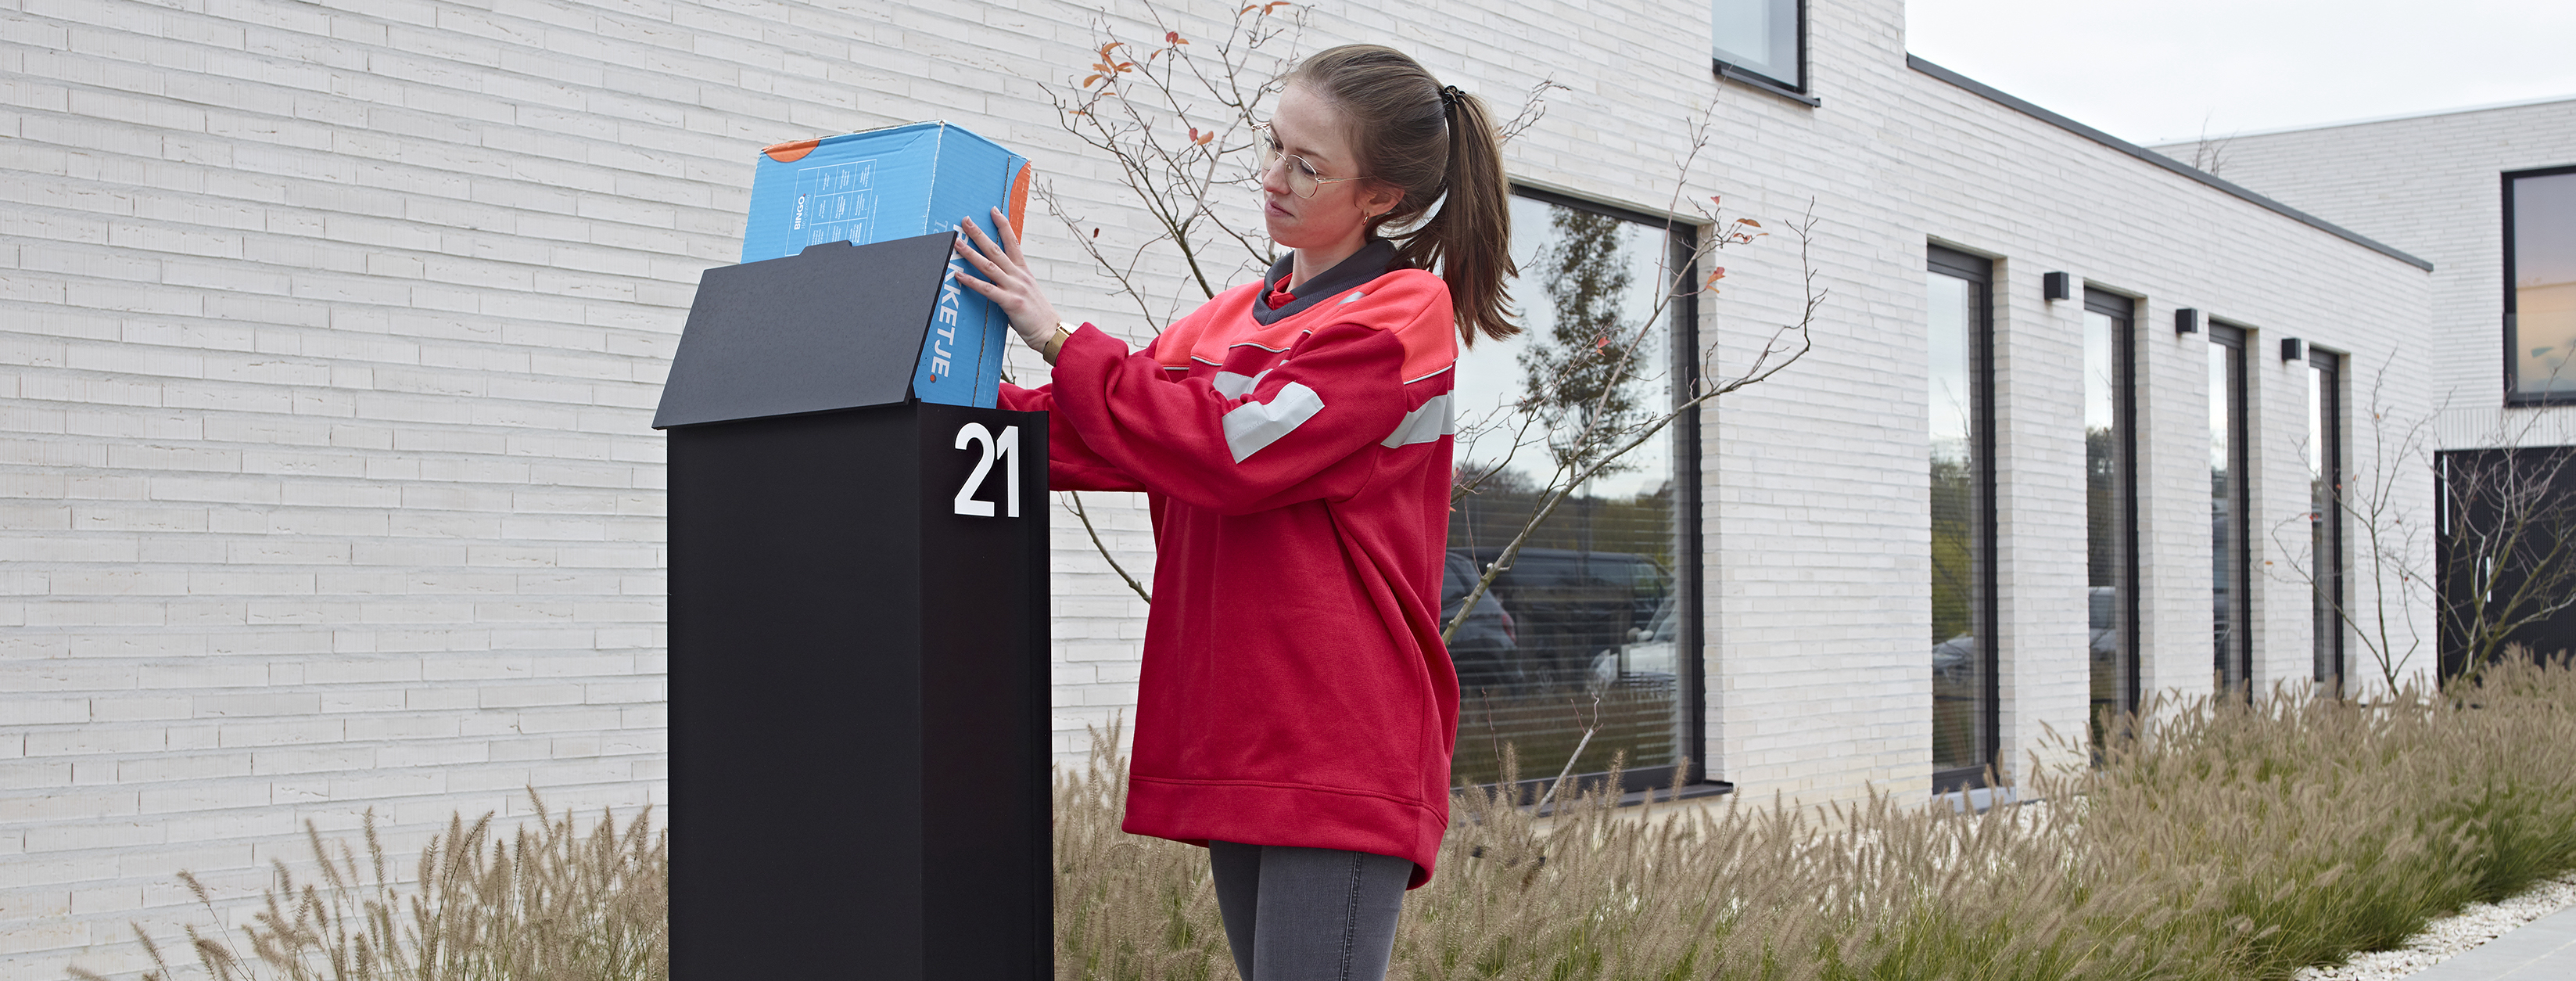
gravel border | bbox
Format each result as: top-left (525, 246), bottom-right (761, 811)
top-left (2293, 871), bottom-right (2576, 979)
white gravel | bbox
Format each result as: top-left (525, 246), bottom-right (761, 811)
top-left (2293, 871), bottom-right (2576, 980)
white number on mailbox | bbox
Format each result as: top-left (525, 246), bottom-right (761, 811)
top-left (952, 423), bottom-right (1021, 518)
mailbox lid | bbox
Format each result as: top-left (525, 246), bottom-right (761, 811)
top-left (651, 233), bottom-right (952, 429)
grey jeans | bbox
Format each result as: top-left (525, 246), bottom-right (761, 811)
top-left (1207, 840), bottom-right (1411, 981)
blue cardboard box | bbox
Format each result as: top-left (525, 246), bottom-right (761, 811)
top-left (741, 121), bottom-right (1033, 408)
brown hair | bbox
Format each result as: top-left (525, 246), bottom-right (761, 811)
top-left (1284, 45), bottom-right (1517, 346)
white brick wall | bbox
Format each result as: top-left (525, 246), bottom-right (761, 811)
top-left (2159, 99), bottom-right (2576, 690)
top-left (2157, 99), bottom-right (2576, 451)
top-left (0, 0), bottom-right (2445, 973)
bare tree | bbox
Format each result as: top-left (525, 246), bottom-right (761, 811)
top-left (1024, 2), bottom-right (1825, 707)
top-left (2435, 442), bottom-right (2576, 684)
top-left (2272, 358), bottom-right (2576, 694)
top-left (1441, 187), bottom-right (1817, 646)
top-left (2271, 361), bottom-right (2434, 695)
top-left (2182, 113), bottom-right (2235, 178)
top-left (1028, 2), bottom-right (1574, 605)
top-left (1031, 2), bottom-right (1313, 602)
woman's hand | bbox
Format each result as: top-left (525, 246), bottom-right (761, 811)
top-left (950, 207), bottom-right (1064, 354)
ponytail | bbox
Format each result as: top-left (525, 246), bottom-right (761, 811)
top-left (1285, 45), bottom-right (1518, 347)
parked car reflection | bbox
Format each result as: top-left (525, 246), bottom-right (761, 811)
top-left (1443, 547), bottom-right (1670, 695)
top-left (1440, 550), bottom-right (1519, 692)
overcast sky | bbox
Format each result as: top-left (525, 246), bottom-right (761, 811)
top-left (1904, 0), bottom-right (2576, 147)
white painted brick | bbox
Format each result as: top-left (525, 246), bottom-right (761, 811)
top-left (0, 0), bottom-right (2467, 971)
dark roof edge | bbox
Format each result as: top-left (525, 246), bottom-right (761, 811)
top-left (1904, 54), bottom-right (2434, 273)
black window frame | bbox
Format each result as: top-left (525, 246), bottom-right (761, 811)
top-left (1928, 246), bottom-right (1998, 793)
top-left (2084, 289), bottom-right (2143, 726)
top-left (2503, 164), bottom-right (2576, 406)
top-left (2309, 348), bottom-right (2347, 695)
top-left (2208, 320), bottom-right (2255, 695)
top-left (1459, 185), bottom-right (1715, 806)
top-left (1710, 0), bottom-right (1817, 106)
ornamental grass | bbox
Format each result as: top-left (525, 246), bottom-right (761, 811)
top-left (1056, 656), bottom-right (2576, 981)
top-left (78, 660), bottom-right (2576, 980)
top-left (74, 796), bottom-right (667, 981)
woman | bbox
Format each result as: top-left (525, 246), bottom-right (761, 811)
top-left (951, 44), bottom-right (1514, 981)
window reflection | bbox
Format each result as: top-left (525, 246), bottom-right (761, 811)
top-left (1445, 194), bottom-right (1688, 794)
top-left (2510, 169), bottom-right (2576, 401)
top-left (2083, 296), bottom-right (2134, 738)
top-left (2310, 352), bottom-right (2345, 692)
top-left (1926, 261), bottom-right (1987, 782)
top-left (2210, 326), bottom-right (2251, 694)
top-left (1711, 0), bottom-right (1803, 89)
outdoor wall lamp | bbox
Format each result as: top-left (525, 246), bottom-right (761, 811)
top-left (2175, 307), bottom-right (2201, 334)
top-left (2043, 271), bottom-right (2073, 301)
top-left (2281, 337), bottom-right (2306, 362)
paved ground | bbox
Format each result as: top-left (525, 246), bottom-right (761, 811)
top-left (2413, 905), bottom-right (2576, 980)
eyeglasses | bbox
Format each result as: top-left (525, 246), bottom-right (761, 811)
top-left (1255, 124), bottom-right (1367, 199)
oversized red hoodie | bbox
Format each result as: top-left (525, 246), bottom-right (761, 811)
top-left (999, 243), bottom-right (1459, 886)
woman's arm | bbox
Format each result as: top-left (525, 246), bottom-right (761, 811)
top-left (1042, 322), bottom-right (1410, 515)
top-left (948, 207), bottom-right (1146, 490)
top-left (999, 379), bottom-right (1146, 493)
top-left (951, 206), bottom-right (1415, 510)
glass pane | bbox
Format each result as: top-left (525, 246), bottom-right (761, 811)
top-left (2513, 171), bottom-right (2576, 399)
top-left (2210, 340), bottom-right (2244, 691)
top-left (1447, 195), bottom-right (1684, 790)
top-left (1928, 270), bottom-right (1983, 774)
top-left (2310, 360), bottom-right (2342, 688)
top-left (1711, 0), bottom-right (1801, 88)
top-left (2083, 311), bottom-right (2126, 734)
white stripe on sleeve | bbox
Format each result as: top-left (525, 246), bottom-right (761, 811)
top-left (1211, 369), bottom-right (1272, 398)
top-left (1379, 392), bottom-right (1454, 447)
top-left (1220, 382), bottom-right (1326, 462)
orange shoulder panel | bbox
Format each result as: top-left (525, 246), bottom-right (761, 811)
top-left (1152, 269), bottom-right (1455, 381)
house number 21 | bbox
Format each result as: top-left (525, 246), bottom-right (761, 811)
top-left (952, 423), bottom-right (1020, 518)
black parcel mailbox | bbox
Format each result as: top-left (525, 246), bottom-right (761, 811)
top-left (655, 233), bottom-right (1050, 979)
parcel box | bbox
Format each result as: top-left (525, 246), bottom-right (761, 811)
top-left (740, 121), bottom-right (1034, 408)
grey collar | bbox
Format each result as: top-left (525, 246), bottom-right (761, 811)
top-left (1251, 240), bottom-right (1401, 325)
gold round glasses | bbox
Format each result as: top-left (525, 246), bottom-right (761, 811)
top-left (1255, 124), bottom-right (1368, 199)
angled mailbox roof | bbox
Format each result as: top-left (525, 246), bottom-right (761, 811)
top-left (651, 232), bottom-right (954, 429)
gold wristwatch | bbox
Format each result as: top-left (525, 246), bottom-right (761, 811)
top-left (1042, 322), bottom-right (1077, 364)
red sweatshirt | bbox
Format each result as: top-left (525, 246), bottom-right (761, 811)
top-left (1000, 246), bottom-right (1459, 886)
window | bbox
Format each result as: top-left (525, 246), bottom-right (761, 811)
top-left (2437, 446), bottom-right (2576, 677)
top-left (1445, 188), bottom-right (1705, 800)
top-left (2083, 289), bottom-right (2138, 735)
top-left (2210, 322), bottom-right (2253, 694)
top-left (2506, 166), bottom-right (2576, 404)
top-left (1711, 0), bottom-right (1805, 93)
top-left (1928, 248), bottom-right (1995, 791)
top-left (2309, 350), bottom-right (2346, 694)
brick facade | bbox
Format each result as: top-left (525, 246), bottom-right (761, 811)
top-left (2157, 98), bottom-right (2576, 451)
top-left (0, 0), bottom-right (2440, 973)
